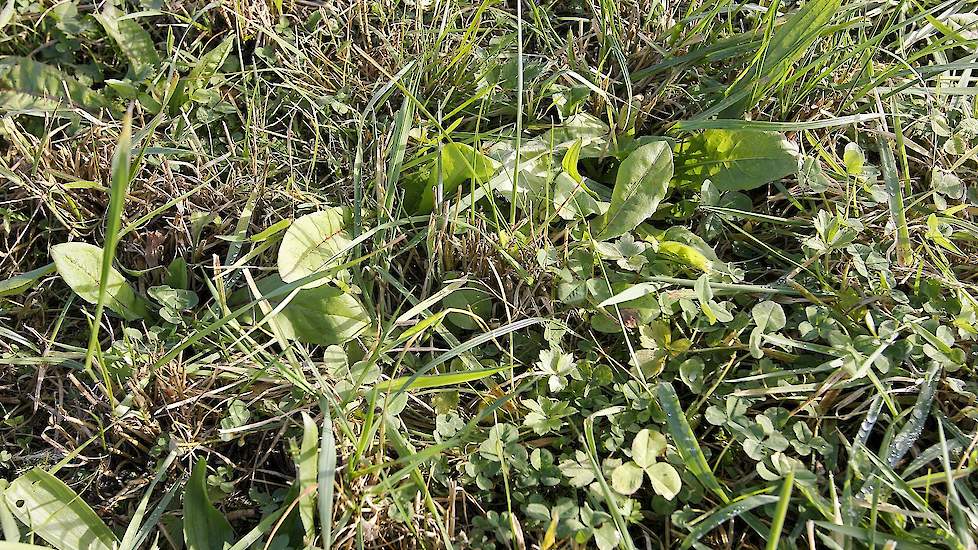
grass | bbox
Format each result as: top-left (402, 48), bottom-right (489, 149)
top-left (1, 0), bottom-right (978, 549)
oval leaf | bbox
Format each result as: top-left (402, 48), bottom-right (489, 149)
top-left (407, 143), bottom-right (499, 214)
top-left (51, 242), bottom-right (144, 320)
top-left (646, 462), bottom-right (682, 500)
top-left (253, 276), bottom-right (370, 346)
top-left (277, 208), bottom-right (352, 287)
top-left (597, 141), bottom-right (673, 240)
top-left (4, 469), bottom-right (117, 550)
top-left (673, 129), bottom-right (797, 192)
top-left (183, 459), bottom-right (234, 550)
top-left (632, 428), bottom-right (667, 469)
top-left (611, 462), bottom-right (644, 495)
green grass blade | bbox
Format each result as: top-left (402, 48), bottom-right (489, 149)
top-left (655, 382), bottom-right (729, 502)
top-left (318, 400), bottom-right (337, 550)
top-left (376, 365), bottom-right (509, 393)
top-left (765, 470), bottom-right (795, 550)
top-left (83, 104), bottom-right (133, 401)
top-left (681, 495), bottom-right (779, 549)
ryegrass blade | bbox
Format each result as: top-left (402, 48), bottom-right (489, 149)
top-left (877, 132), bottom-right (913, 266)
top-left (298, 413), bottom-right (319, 545)
top-left (118, 450), bottom-right (178, 550)
top-left (680, 495), bottom-right (779, 549)
top-left (655, 382), bottom-right (729, 502)
top-left (376, 365), bottom-right (509, 393)
top-left (318, 400), bottom-right (337, 549)
top-left (83, 104), bottom-right (133, 402)
top-left (883, 363), bottom-right (940, 467)
top-left (765, 470), bottom-right (795, 550)
top-left (719, 0), bottom-right (841, 117)
top-left (0, 480), bottom-right (20, 542)
top-left (389, 317), bottom-right (544, 401)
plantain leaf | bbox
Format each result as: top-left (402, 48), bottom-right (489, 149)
top-left (0, 263), bottom-right (55, 297)
top-left (277, 208), bottom-right (352, 288)
top-left (51, 243), bottom-right (145, 320)
top-left (673, 129), bottom-right (797, 192)
top-left (596, 141), bottom-right (673, 240)
top-left (183, 459), bottom-right (234, 550)
top-left (3, 468), bottom-right (118, 550)
top-left (249, 275), bottom-right (369, 346)
top-left (96, 4), bottom-right (159, 78)
top-left (406, 143), bottom-right (498, 214)
top-left (0, 56), bottom-right (109, 111)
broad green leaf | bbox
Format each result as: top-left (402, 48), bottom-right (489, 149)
top-left (673, 130), bottom-right (797, 192)
top-left (843, 142), bottom-right (865, 175)
top-left (0, 91), bottom-right (76, 119)
top-left (596, 282), bottom-right (658, 309)
top-left (657, 241), bottom-right (712, 272)
top-left (611, 462), bottom-right (644, 495)
top-left (0, 0), bottom-right (15, 31)
top-left (51, 243), bottom-right (145, 320)
top-left (406, 143), bottom-right (498, 214)
top-left (597, 141), bottom-right (673, 240)
top-left (553, 172), bottom-right (604, 221)
top-left (632, 429), bottom-right (667, 469)
top-left (277, 208), bottom-right (352, 287)
top-left (0, 263), bottom-right (55, 297)
top-left (375, 365), bottom-right (508, 393)
top-left (443, 287), bottom-right (492, 330)
top-left (646, 462), bottom-right (682, 500)
top-left (655, 382), bottom-right (729, 502)
top-left (171, 35), bottom-right (235, 110)
top-left (188, 35), bottom-right (235, 82)
top-left (0, 56), bottom-right (109, 111)
top-left (250, 275), bottom-right (369, 346)
top-left (719, 0), bottom-right (841, 117)
top-left (96, 5), bottom-right (159, 77)
top-left (3, 468), bottom-right (117, 550)
top-left (751, 301), bottom-right (786, 332)
top-left (183, 459), bottom-right (234, 550)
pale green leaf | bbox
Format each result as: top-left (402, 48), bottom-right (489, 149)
top-left (597, 141), bottom-right (673, 240)
top-left (277, 208), bottom-right (352, 287)
top-left (611, 461), bottom-right (644, 495)
top-left (3, 469), bottom-right (117, 550)
top-left (646, 462), bottom-right (682, 500)
top-left (407, 143), bottom-right (498, 214)
top-left (51, 243), bottom-right (145, 320)
top-left (752, 301), bottom-right (786, 333)
top-left (183, 459), bottom-right (234, 550)
top-left (251, 275), bottom-right (370, 346)
top-left (632, 429), bottom-right (667, 469)
top-left (673, 130), bottom-right (797, 192)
